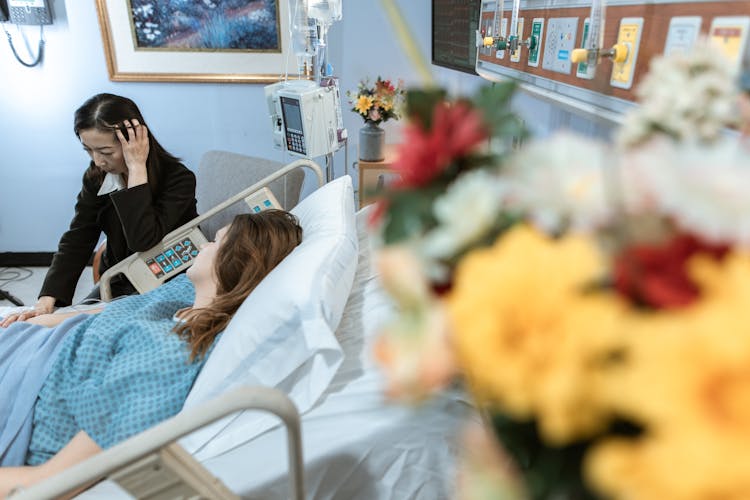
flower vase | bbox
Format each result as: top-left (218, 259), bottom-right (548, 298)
top-left (359, 121), bottom-right (385, 162)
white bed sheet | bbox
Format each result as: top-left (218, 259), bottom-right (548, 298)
top-left (75, 207), bottom-right (475, 499)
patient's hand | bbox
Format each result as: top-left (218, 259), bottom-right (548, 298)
top-left (26, 308), bottom-right (104, 328)
top-left (0, 296), bottom-right (56, 328)
top-left (26, 313), bottom-right (71, 328)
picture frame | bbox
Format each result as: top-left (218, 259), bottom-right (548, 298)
top-left (95, 0), bottom-right (302, 83)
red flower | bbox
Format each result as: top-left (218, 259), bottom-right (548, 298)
top-left (377, 79), bottom-right (395, 93)
top-left (613, 233), bottom-right (728, 309)
top-left (367, 199), bottom-right (389, 228)
top-left (392, 102), bottom-right (488, 188)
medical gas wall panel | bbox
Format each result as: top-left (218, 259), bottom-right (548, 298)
top-left (475, 0), bottom-right (750, 122)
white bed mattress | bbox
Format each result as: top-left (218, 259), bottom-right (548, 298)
top-left (76, 207), bottom-right (475, 499)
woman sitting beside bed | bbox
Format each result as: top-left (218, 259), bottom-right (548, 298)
top-left (0, 209), bottom-right (303, 498)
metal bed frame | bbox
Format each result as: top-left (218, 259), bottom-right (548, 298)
top-left (13, 387), bottom-right (304, 500)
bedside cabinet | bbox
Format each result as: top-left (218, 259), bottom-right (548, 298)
top-left (357, 145), bottom-right (400, 209)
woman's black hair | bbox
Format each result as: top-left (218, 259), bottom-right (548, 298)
top-left (74, 93), bottom-right (180, 193)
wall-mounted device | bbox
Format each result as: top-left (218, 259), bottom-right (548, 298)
top-left (475, 0), bottom-right (750, 123)
top-left (1, 0), bottom-right (52, 25)
top-left (663, 16), bottom-right (702, 56)
top-left (507, 0), bottom-right (536, 56)
top-left (265, 79), bottom-right (342, 159)
top-left (709, 16), bottom-right (750, 73)
top-left (0, 0), bottom-right (52, 67)
top-left (527, 17), bottom-right (544, 67)
top-left (609, 17), bottom-right (644, 90)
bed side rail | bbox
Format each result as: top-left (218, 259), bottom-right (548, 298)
top-left (99, 159), bottom-right (324, 302)
top-left (13, 386), bottom-right (304, 500)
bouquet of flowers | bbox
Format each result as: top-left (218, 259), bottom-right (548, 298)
top-left (347, 76), bottom-right (405, 124)
top-left (371, 43), bottom-right (750, 500)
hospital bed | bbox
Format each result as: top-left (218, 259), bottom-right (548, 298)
top-left (10, 155), bottom-right (473, 499)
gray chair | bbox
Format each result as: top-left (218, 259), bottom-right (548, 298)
top-left (196, 150), bottom-right (305, 240)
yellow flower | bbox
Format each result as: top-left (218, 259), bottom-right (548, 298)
top-left (448, 225), bottom-right (625, 444)
top-left (355, 95), bottom-right (374, 115)
top-left (586, 252), bottom-right (750, 499)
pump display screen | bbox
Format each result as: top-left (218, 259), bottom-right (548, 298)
top-left (280, 96), bottom-right (306, 154)
top-left (281, 96), bottom-right (303, 133)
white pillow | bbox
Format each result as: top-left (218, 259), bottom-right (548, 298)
top-left (181, 175), bottom-right (358, 460)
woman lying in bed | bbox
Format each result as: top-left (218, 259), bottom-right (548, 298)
top-left (0, 209), bottom-right (303, 497)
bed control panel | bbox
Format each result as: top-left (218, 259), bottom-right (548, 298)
top-left (144, 238), bottom-right (200, 278)
top-left (131, 188), bottom-right (281, 288)
top-left (125, 226), bottom-right (210, 293)
top-left (244, 187), bottom-right (282, 213)
top-left (101, 188), bottom-right (284, 298)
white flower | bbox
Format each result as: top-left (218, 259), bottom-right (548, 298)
top-left (420, 169), bottom-right (506, 263)
top-left (621, 137), bottom-right (750, 247)
top-left (502, 131), bottom-right (614, 234)
top-left (617, 41), bottom-right (740, 148)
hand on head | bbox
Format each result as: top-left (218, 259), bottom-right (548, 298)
top-left (114, 119), bottom-right (150, 178)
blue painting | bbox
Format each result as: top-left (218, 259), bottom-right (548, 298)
top-left (129, 0), bottom-right (280, 51)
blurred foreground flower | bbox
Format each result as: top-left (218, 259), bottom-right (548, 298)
top-left (502, 132), bottom-right (613, 234)
top-left (449, 225), bottom-right (624, 445)
top-left (588, 252), bottom-right (750, 499)
top-left (395, 101), bottom-right (489, 188)
top-left (457, 421), bottom-right (526, 500)
top-left (373, 246), bottom-right (456, 401)
top-left (370, 45), bottom-right (750, 500)
top-left (616, 41), bottom-right (739, 148)
top-left (621, 137), bottom-right (750, 247)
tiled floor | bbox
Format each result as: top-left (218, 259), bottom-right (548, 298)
top-left (0, 267), bottom-right (95, 308)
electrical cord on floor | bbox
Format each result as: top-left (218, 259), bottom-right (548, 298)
top-left (0, 267), bottom-right (33, 306)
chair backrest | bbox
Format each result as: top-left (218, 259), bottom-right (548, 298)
top-left (196, 150), bottom-right (305, 239)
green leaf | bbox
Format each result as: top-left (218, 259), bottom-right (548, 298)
top-left (491, 414), bottom-right (600, 500)
top-left (473, 83), bottom-right (528, 139)
top-left (405, 88), bottom-right (447, 128)
top-left (381, 184), bottom-right (445, 244)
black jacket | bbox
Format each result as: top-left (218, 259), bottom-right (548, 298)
top-left (41, 161), bottom-right (198, 306)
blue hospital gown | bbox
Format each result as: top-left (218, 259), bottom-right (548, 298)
top-left (26, 275), bottom-right (211, 465)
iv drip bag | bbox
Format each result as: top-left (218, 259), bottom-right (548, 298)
top-left (306, 0), bottom-right (342, 25)
top-left (290, 0), bottom-right (317, 69)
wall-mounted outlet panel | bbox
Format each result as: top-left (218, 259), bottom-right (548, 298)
top-left (664, 16), bottom-right (702, 55)
top-left (709, 16), bottom-right (750, 72)
top-left (527, 17), bottom-right (545, 67)
top-left (510, 17), bottom-right (525, 62)
top-left (496, 18), bottom-right (508, 59)
top-left (542, 17), bottom-right (578, 74)
top-left (474, 0), bottom-right (750, 123)
top-left (575, 18), bottom-right (596, 80)
top-left (610, 17), bottom-right (644, 90)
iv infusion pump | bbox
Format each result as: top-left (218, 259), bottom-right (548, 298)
top-left (265, 80), bottom-right (342, 158)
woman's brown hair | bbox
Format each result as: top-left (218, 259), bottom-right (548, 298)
top-left (174, 209), bottom-right (303, 360)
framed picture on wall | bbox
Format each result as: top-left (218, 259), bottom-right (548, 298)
top-left (95, 0), bottom-right (301, 83)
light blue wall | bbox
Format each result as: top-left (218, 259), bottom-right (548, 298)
top-left (0, 0), bottom-right (597, 252)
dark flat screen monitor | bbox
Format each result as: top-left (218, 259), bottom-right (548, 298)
top-left (431, 0), bottom-right (480, 75)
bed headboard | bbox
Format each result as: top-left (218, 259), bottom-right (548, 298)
top-left (196, 150), bottom-right (305, 239)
